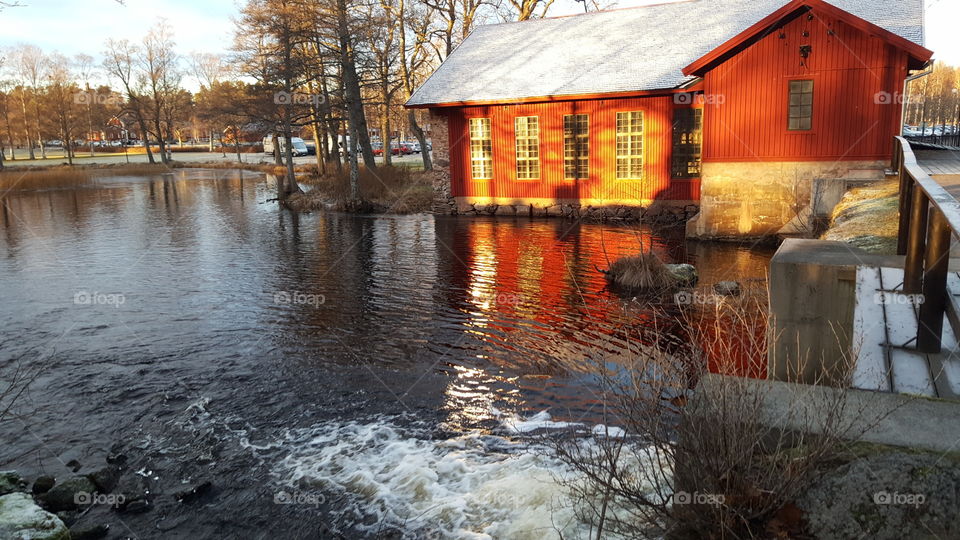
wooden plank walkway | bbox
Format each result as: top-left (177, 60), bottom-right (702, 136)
top-left (853, 266), bottom-right (960, 399)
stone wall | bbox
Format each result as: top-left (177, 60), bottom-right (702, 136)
top-left (687, 160), bottom-right (888, 240)
top-left (428, 108), bottom-right (456, 215)
top-left (454, 198), bottom-right (699, 224)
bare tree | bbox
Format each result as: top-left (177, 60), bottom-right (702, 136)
top-left (140, 21), bottom-right (182, 164)
top-left (103, 38), bottom-right (157, 164)
top-left (44, 53), bottom-right (81, 165)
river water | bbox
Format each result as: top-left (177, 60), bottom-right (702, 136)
top-left (0, 169), bottom-right (773, 539)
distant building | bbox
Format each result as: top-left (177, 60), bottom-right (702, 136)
top-left (406, 0), bottom-right (931, 238)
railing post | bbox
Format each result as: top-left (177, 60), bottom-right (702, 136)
top-left (903, 188), bottom-right (929, 295)
top-left (897, 165), bottom-right (912, 255)
top-left (917, 208), bottom-right (952, 353)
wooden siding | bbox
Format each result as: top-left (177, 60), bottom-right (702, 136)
top-left (702, 10), bottom-right (909, 162)
top-left (446, 97), bottom-right (700, 203)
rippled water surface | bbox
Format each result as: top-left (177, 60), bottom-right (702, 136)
top-left (0, 169), bottom-right (773, 538)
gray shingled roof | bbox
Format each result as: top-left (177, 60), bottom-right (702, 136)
top-left (407, 0), bottom-right (924, 106)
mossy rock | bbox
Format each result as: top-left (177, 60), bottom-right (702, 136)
top-left (0, 492), bottom-right (69, 540)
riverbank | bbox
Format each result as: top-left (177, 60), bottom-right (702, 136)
top-left (286, 166), bottom-right (435, 214)
top-left (820, 181), bottom-right (899, 254)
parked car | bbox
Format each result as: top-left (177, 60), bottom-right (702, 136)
top-left (371, 142), bottom-right (384, 156)
top-left (263, 135), bottom-right (309, 157)
top-left (407, 141), bottom-right (422, 153)
top-left (390, 141), bottom-right (413, 155)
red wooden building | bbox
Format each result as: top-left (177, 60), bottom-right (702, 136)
top-left (406, 0), bottom-right (932, 238)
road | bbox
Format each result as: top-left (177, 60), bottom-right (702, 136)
top-left (1, 148), bottom-right (429, 168)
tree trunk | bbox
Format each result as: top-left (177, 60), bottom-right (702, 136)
top-left (234, 127), bottom-right (242, 163)
top-left (135, 111), bottom-right (156, 164)
top-left (381, 88), bottom-right (392, 167)
top-left (19, 95), bottom-right (34, 160)
top-left (337, 0), bottom-right (377, 171)
top-left (409, 110), bottom-right (432, 170)
top-left (348, 123), bottom-right (360, 200)
top-left (273, 133), bottom-right (283, 165)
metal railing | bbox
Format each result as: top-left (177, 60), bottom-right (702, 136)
top-left (895, 136), bottom-right (960, 353)
top-left (905, 133), bottom-right (960, 149)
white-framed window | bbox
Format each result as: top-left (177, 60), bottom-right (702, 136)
top-left (788, 80), bottom-right (814, 131)
top-left (469, 118), bottom-right (493, 179)
top-left (616, 111), bottom-right (644, 179)
top-left (514, 116), bottom-right (540, 180)
top-left (564, 114), bottom-right (589, 179)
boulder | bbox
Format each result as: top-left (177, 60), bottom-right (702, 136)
top-left (0, 492), bottom-right (69, 540)
top-left (0, 471), bottom-right (27, 496)
top-left (31, 477), bottom-right (55, 496)
top-left (174, 480), bottom-right (212, 504)
top-left (798, 452), bottom-right (960, 540)
top-left (665, 264), bottom-right (698, 288)
top-left (70, 524), bottom-right (109, 540)
top-left (42, 476), bottom-right (96, 512)
top-left (713, 281), bottom-right (742, 296)
top-left (86, 466), bottom-right (121, 493)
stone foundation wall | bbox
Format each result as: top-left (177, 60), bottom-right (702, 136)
top-left (428, 108), bottom-right (457, 215)
top-left (687, 160), bottom-right (888, 239)
top-left (455, 198), bottom-right (699, 224)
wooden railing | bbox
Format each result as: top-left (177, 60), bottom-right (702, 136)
top-left (895, 136), bottom-right (960, 353)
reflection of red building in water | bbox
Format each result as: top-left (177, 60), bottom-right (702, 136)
top-left (435, 219), bottom-right (769, 389)
top-left (408, 0), bottom-right (930, 239)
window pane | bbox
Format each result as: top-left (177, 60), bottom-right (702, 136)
top-left (515, 116), bottom-right (540, 180)
top-left (469, 118), bottom-right (493, 179)
top-left (616, 111), bottom-right (644, 179)
top-left (787, 80), bottom-right (814, 131)
top-left (672, 108), bottom-right (702, 178)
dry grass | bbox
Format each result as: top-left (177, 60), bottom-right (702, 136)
top-left (600, 252), bottom-right (680, 293)
top-left (286, 165), bottom-right (433, 214)
top-left (821, 181), bottom-right (900, 254)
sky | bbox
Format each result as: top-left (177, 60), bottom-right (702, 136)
top-left (0, 0), bottom-right (958, 84)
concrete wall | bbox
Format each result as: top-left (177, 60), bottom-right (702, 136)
top-left (768, 239), bottom-right (902, 386)
top-left (688, 160), bottom-right (887, 240)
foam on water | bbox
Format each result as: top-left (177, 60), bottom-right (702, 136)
top-left (273, 413), bottom-right (669, 539)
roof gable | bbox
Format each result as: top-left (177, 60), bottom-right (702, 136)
top-left (406, 0), bottom-right (926, 108)
top-left (683, 0), bottom-right (932, 77)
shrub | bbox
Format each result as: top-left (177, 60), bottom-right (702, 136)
top-left (550, 295), bottom-right (887, 539)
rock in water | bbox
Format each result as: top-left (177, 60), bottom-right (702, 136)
top-left (0, 492), bottom-right (69, 540)
top-left (42, 476), bottom-right (97, 512)
top-left (0, 471), bottom-right (27, 496)
top-left (665, 264), bottom-right (698, 288)
top-left (713, 281), bottom-right (742, 296)
top-left (31, 477), bottom-right (55, 496)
